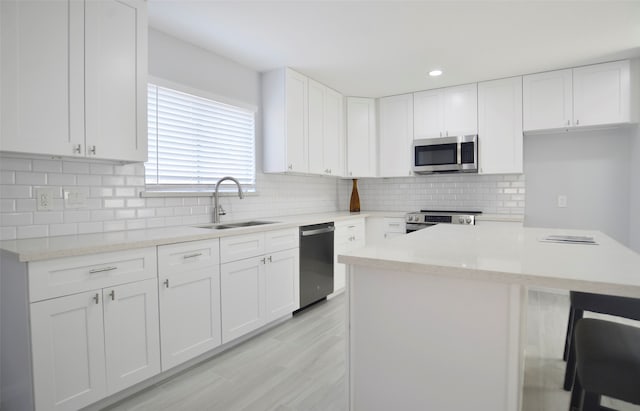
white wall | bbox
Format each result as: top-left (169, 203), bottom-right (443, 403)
top-left (523, 128), bottom-right (633, 245)
top-left (630, 126), bottom-right (640, 252)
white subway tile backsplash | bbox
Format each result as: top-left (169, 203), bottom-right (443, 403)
top-left (33, 211), bottom-right (64, 225)
top-left (104, 199), bottom-right (125, 208)
top-left (1, 212), bottom-right (33, 226)
top-left (33, 159), bottom-right (63, 173)
top-left (102, 176), bottom-right (125, 186)
top-left (17, 225), bottom-right (48, 239)
top-left (49, 223), bottom-right (78, 236)
top-left (0, 154), bottom-right (522, 241)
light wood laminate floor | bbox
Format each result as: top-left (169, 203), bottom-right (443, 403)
top-left (107, 291), bottom-right (639, 411)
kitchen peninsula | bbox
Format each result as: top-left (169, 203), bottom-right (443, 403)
top-left (339, 224), bottom-right (640, 411)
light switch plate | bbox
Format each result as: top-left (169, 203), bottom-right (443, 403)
top-left (35, 188), bottom-right (56, 211)
top-left (557, 195), bottom-right (568, 208)
top-left (64, 188), bottom-right (89, 209)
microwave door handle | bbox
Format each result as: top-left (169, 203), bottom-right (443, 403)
top-left (457, 142), bottom-right (462, 165)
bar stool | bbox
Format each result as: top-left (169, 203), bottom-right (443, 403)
top-left (569, 318), bottom-right (640, 411)
top-left (562, 291), bottom-right (640, 391)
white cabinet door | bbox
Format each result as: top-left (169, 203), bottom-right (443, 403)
top-left (443, 83), bottom-right (478, 137)
top-left (31, 291), bottom-right (107, 411)
top-left (573, 60), bottom-right (630, 127)
top-left (379, 94), bottom-right (414, 177)
top-left (285, 69), bottom-right (309, 173)
top-left (221, 256), bottom-right (265, 343)
top-left (85, 0), bottom-right (147, 162)
top-left (324, 87), bottom-right (345, 176)
top-left (158, 265), bottom-right (221, 370)
top-left (346, 97), bottom-right (377, 177)
top-left (523, 69), bottom-right (573, 131)
top-left (413, 89), bottom-right (444, 139)
top-left (334, 218), bottom-right (366, 291)
top-left (307, 78), bottom-right (325, 175)
top-left (478, 77), bottom-right (523, 174)
top-left (264, 248), bottom-right (300, 322)
top-left (0, 0), bottom-right (84, 157)
top-left (103, 278), bottom-right (160, 394)
top-left (414, 84), bottom-right (477, 139)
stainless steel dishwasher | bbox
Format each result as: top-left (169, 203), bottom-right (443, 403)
top-left (297, 222), bottom-right (335, 311)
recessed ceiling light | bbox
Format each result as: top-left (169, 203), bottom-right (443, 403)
top-left (429, 70), bottom-right (443, 77)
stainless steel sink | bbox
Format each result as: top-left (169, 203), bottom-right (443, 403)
top-left (196, 221), bottom-right (278, 230)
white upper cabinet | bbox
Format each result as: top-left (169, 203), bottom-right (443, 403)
top-left (0, 0), bottom-right (147, 162)
top-left (308, 79), bottom-right (344, 176)
top-left (263, 68), bottom-right (309, 173)
top-left (346, 97), bottom-right (377, 177)
top-left (523, 60), bottom-right (631, 133)
top-left (478, 77), bottom-right (523, 174)
top-left (84, 0), bottom-right (148, 162)
top-left (414, 83), bottom-right (478, 139)
top-left (378, 94), bottom-right (414, 177)
top-left (522, 69), bottom-right (572, 131)
top-left (573, 60), bottom-right (631, 127)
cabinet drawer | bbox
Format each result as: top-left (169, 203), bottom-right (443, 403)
top-left (158, 239), bottom-right (220, 276)
top-left (265, 228), bottom-right (299, 253)
top-left (336, 219), bottom-right (365, 242)
top-left (220, 233), bottom-right (265, 263)
top-left (29, 247), bottom-right (157, 302)
top-left (384, 218), bottom-right (406, 233)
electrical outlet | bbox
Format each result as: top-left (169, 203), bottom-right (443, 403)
top-left (35, 188), bottom-right (56, 211)
top-left (557, 195), bottom-right (568, 208)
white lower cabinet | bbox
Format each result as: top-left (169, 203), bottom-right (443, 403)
top-left (334, 218), bottom-right (366, 291)
top-left (30, 278), bottom-right (160, 411)
top-left (157, 239), bottom-right (221, 371)
top-left (365, 216), bottom-right (406, 246)
top-left (220, 229), bottom-right (299, 343)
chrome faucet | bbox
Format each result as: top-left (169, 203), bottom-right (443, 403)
top-left (213, 176), bottom-right (244, 224)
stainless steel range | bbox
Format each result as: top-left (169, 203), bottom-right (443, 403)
top-left (405, 210), bottom-right (482, 233)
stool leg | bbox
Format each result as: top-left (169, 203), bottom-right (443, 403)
top-left (563, 306), bottom-right (576, 361)
top-left (564, 309), bottom-right (583, 391)
top-left (582, 391), bottom-right (601, 411)
top-left (569, 372), bottom-right (583, 411)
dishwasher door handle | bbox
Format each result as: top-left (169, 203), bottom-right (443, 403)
top-left (300, 226), bottom-right (335, 237)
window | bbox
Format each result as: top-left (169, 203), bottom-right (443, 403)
top-left (145, 83), bottom-right (256, 192)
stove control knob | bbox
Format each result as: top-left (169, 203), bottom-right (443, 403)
top-left (458, 216), bottom-right (465, 224)
top-left (465, 217), bottom-right (472, 224)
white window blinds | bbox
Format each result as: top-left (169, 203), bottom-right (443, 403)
top-left (146, 83), bottom-right (256, 190)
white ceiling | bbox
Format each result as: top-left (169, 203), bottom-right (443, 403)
top-left (148, 1), bottom-right (640, 98)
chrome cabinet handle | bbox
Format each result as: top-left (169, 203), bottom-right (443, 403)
top-left (93, 293), bottom-right (100, 304)
top-left (566, 120), bottom-right (570, 126)
top-left (261, 257), bottom-right (266, 264)
top-left (164, 279), bottom-right (169, 288)
top-left (268, 255), bottom-right (273, 263)
top-left (183, 253), bottom-right (202, 259)
top-left (73, 144), bottom-right (82, 154)
top-left (109, 290), bottom-right (115, 301)
top-left (89, 266), bottom-right (117, 274)
top-left (88, 145), bottom-right (96, 155)
top-left (576, 119), bottom-right (580, 125)
top-left (288, 164), bottom-right (293, 170)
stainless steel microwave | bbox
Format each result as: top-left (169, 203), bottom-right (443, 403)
top-left (412, 135), bottom-right (478, 174)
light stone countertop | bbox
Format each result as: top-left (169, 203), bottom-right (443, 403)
top-left (339, 224), bottom-right (640, 298)
top-left (0, 211), bottom-right (369, 262)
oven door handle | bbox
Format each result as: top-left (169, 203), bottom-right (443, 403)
top-left (457, 142), bottom-right (462, 165)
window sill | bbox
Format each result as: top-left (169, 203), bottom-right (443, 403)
top-left (141, 189), bottom-right (257, 198)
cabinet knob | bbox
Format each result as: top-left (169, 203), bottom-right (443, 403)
top-left (73, 144), bottom-right (82, 154)
top-left (164, 279), bottom-right (169, 288)
top-left (88, 145), bottom-right (96, 155)
top-left (566, 120), bottom-right (571, 126)
top-left (575, 119), bottom-right (580, 126)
